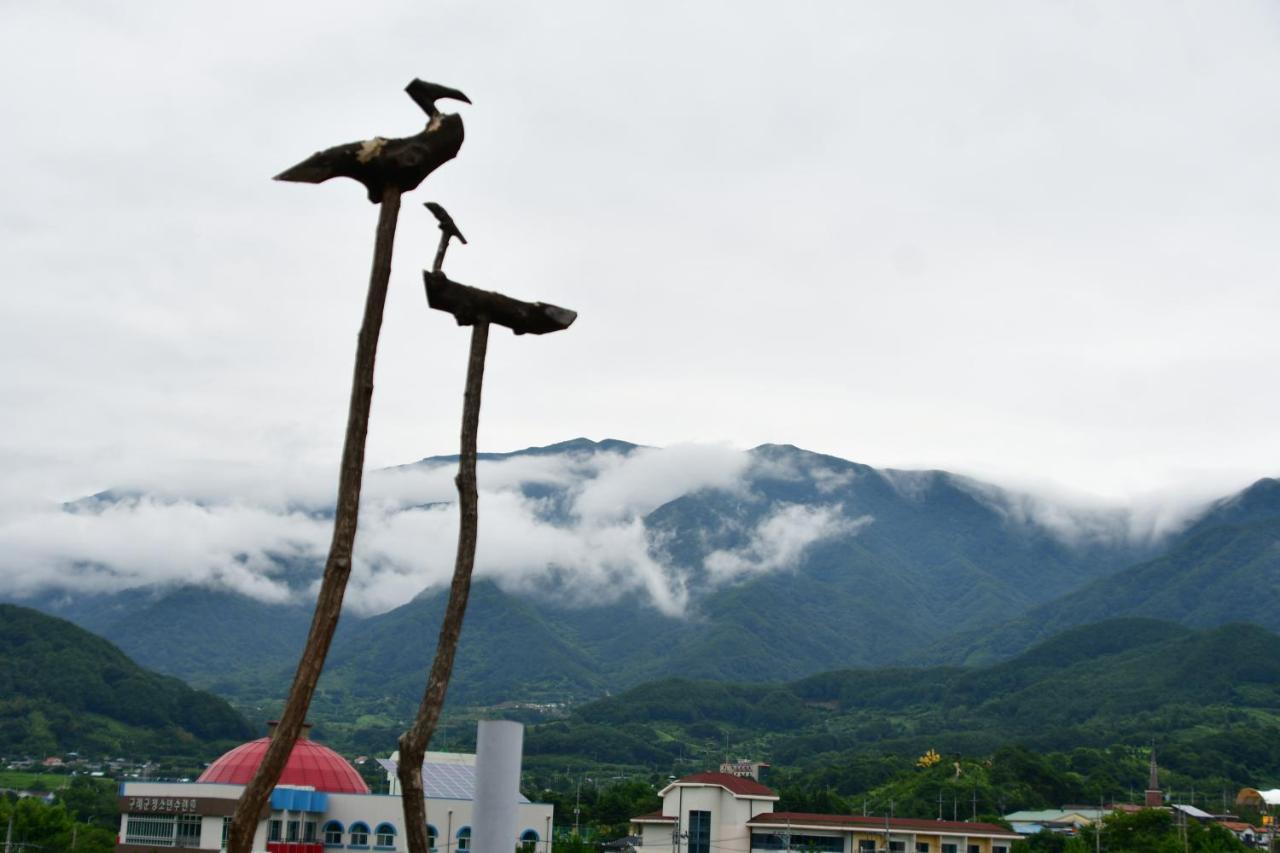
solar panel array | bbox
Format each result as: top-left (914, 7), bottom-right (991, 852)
top-left (379, 758), bottom-right (530, 803)
top-left (422, 761), bottom-right (476, 800)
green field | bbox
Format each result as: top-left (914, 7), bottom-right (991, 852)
top-left (0, 769), bottom-right (76, 791)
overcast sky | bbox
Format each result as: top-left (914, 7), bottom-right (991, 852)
top-left (3, 0), bottom-right (1278, 517)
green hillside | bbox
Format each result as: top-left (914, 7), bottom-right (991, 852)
top-left (911, 500), bottom-right (1280, 667)
top-left (0, 603), bottom-right (255, 757)
top-left (524, 619), bottom-right (1280, 782)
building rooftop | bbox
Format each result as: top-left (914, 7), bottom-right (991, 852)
top-left (661, 772), bottom-right (778, 799)
top-left (198, 737), bottom-right (369, 795)
top-left (749, 813), bottom-right (1020, 837)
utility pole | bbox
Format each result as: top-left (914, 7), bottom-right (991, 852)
top-left (1095, 794), bottom-right (1102, 853)
top-left (5, 812), bottom-right (13, 853)
top-left (574, 776), bottom-right (582, 837)
top-left (938, 791), bottom-right (943, 821)
top-left (971, 789), bottom-right (977, 821)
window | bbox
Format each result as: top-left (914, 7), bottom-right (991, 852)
top-left (426, 825), bottom-right (438, 853)
top-left (942, 845), bottom-right (958, 853)
top-left (967, 846), bottom-right (979, 853)
top-left (688, 812), bottom-right (711, 853)
top-left (324, 822), bottom-right (345, 847)
top-left (305, 822), bottom-right (318, 844)
top-left (269, 820), bottom-right (283, 843)
top-left (375, 823), bottom-right (396, 848)
top-left (123, 814), bottom-right (202, 848)
top-left (457, 827), bottom-right (471, 852)
top-left (890, 843), bottom-right (906, 853)
top-left (916, 844), bottom-right (930, 853)
top-left (223, 818), bottom-right (232, 850)
top-left (350, 822), bottom-right (371, 848)
top-left (859, 842), bottom-right (875, 853)
top-left (752, 834), bottom-right (843, 853)
top-left (288, 820), bottom-right (301, 843)
top-left (993, 847), bottom-right (1008, 853)
top-left (176, 816), bottom-right (202, 848)
top-left (126, 815), bottom-right (179, 847)
top-left (520, 830), bottom-right (540, 853)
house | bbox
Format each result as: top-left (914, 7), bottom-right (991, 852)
top-left (631, 772), bottom-right (1020, 853)
top-left (1002, 808), bottom-right (1106, 835)
top-left (115, 723), bottom-right (552, 853)
top-left (1215, 820), bottom-right (1261, 847)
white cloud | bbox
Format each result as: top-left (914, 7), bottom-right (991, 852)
top-left (0, 440), bottom-right (1265, 616)
top-left (0, 444), bottom-right (744, 617)
top-left (0, 496), bottom-right (326, 601)
top-left (948, 474), bottom-right (1219, 547)
top-left (572, 444), bottom-right (749, 523)
top-left (703, 504), bottom-right (870, 583)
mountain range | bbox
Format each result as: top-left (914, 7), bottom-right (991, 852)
top-left (6, 439), bottom-right (1279, 740)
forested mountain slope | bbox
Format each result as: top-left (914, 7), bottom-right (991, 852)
top-left (0, 604), bottom-right (254, 756)
top-left (909, 480), bottom-right (1280, 666)
top-left (525, 619), bottom-right (1280, 781)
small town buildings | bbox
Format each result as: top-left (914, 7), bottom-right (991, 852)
top-left (115, 725), bottom-right (552, 853)
top-left (1002, 808), bottom-right (1106, 835)
top-left (631, 773), bottom-right (1020, 853)
top-left (1217, 820), bottom-right (1261, 847)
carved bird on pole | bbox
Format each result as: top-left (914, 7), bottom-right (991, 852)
top-left (226, 79), bottom-right (468, 853)
top-left (274, 79), bottom-right (470, 203)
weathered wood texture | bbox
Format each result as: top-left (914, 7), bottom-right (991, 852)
top-left (426, 202), bottom-right (467, 273)
top-left (397, 321), bottom-right (490, 853)
top-left (275, 80), bottom-right (468, 203)
top-left (424, 271), bottom-right (577, 335)
top-left (225, 187), bottom-right (402, 853)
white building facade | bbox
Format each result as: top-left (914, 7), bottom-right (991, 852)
top-left (116, 733), bottom-right (552, 853)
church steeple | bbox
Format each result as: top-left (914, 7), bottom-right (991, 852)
top-left (1145, 747), bottom-right (1163, 807)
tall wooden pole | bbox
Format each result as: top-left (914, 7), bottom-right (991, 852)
top-left (226, 186), bottom-right (402, 853)
top-left (398, 320), bottom-right (490, 853)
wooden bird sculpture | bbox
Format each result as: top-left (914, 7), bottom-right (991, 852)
top-left (274, 79), bottom-right (469, 203)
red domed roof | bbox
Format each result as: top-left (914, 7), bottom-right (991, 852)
top-left (198, 736), bottom-right (369, 794)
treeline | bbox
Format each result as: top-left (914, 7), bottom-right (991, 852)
top-left (769, 745), bottom-right (1257, 821)
top-left (1, 778), bottom-right (119, 853)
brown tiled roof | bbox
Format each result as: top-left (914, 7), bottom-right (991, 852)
top-left (668, 772), bottom-right (778, 798)
top-left (750, 813), bottom-right (1019, 838)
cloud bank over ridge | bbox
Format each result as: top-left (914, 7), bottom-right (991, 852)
top-left (0, 443), bottom-right (851, 616)
top-left (0, 440), bottom-right (1243, 617)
